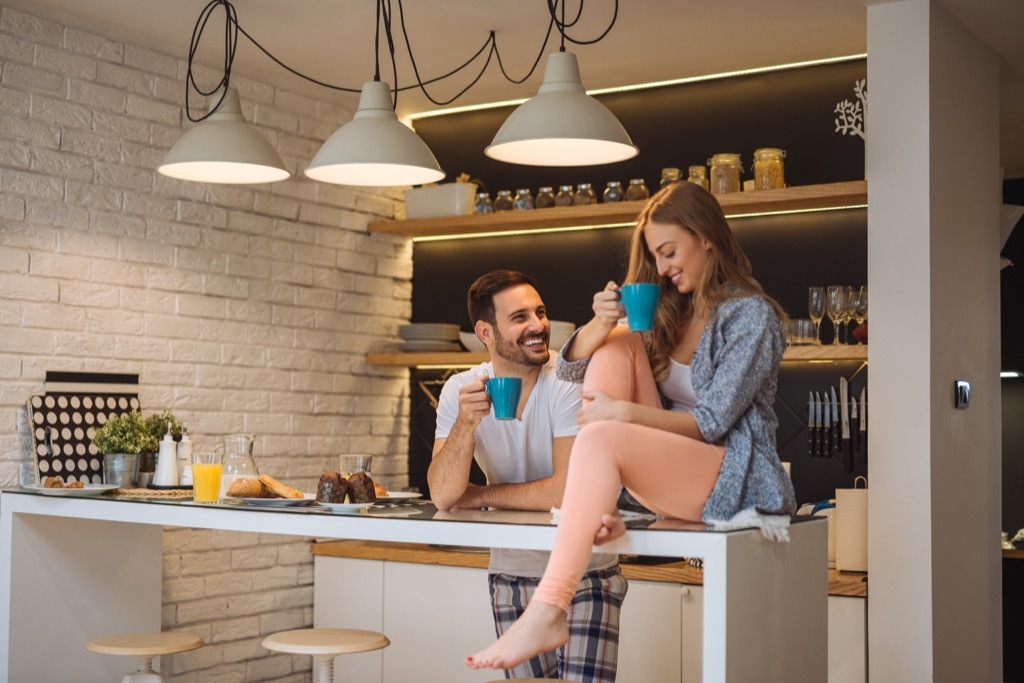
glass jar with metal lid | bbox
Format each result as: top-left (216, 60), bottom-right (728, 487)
top-left (603, 181), bottom-right (624, 203)
top-left (535, 186), bottom-right (556, 209)
top-left (753, 148), bottom-right (786, 190)
top-left (660, 167), bottom-right (682, 189)
top-left (687, 165), bottom-right (708, 190)
top-left (574, 183), bottom-right (596, 206)
top-left (625, 178), bottom-right (649, 201)
top-left (554, 185), bottom-right (575, 207)
top-left (513, 188), bottom-right (534, 210)
top-left (494, 189), bottom-right (514, 211)
top-left (474, 192), bottom-right (493, 214)
top-left (708, 153), bottom-right (743, 195)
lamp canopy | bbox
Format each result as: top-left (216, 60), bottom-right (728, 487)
top-left (304, 81), bottom-right (445, 187)
top-left (485, 51), bottom-right (638, 167)
top-left (158, 87), bottom-right (290, 184)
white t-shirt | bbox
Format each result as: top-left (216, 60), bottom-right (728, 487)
top-left (435, 362), bottom-right (616, 577)
top-left (660, 358), bottom-right (699, 412)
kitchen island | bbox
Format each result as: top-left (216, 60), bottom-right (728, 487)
top-left (0, 489), bottom-right (826, 682)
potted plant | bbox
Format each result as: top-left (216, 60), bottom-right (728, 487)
top-left (92, 410), bottom-right (159, 487)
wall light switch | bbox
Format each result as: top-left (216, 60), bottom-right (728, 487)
top-left (954, 380), bottom-right (971, 409)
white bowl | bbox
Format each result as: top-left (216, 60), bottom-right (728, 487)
top-left (459, 331), bottom-right (486, 352)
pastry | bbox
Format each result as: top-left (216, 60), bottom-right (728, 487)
top-left (226, 478), bottom-right (270, 498)
top-left (373, 481), bottom-right (387, 497)
top-left (316, 472), bottom-right (349, 504)
top-left (347, 471), bottom-right (377, 504)
top-left (43, 476), bottom-right (65, 488)
top-left (257, 474), bottom-right (304, 499)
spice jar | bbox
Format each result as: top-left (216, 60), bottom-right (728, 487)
top-left (474, 192), bottom-right (493, 214)
top-left (535, 186), bottom-right (556, 209)
top-left (574, 183), bottom-right (596, 206)
top-left (603, 181), bottom-right (624, 203)
top-left (513, 188), bottom-right (534, 210)
top-left (625, 178), bottom-right (650, 201)
top-left (554, 185), bottom-right (575, 207)
top-left (753, 148), bottom-right (786, 190)
top-left (494, 189), bottom-right (514, 211)
top-left (687, 165), bottom-right (708, 190)
top-left (660, 167), bottom-right (682, 188)
top-left (708, 153), bottom-right (743, 195)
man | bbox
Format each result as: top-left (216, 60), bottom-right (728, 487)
top-left (428, 270), bottom-right (626, 682)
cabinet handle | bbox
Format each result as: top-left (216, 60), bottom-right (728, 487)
top-left (680, 586), bottom-right (691, 596)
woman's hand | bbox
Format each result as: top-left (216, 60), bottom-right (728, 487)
top-left (592, 280), bottom-right (625, 327)
top-left (578, 390), bottom-right (631, 427)
top-left (565, 282), bottom-right (625, 362)
top-left (594, 511), bottom-right (627, 546)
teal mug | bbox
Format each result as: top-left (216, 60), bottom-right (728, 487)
top-left (619, 283), bottom-right (660, 332)
top-left (486, 376), bottom-right (522, 420)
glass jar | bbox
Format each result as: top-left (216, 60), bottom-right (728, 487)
top-left (602, 181), bottom-right (624, 203)
top-left (474, 191), bottom-right (493, 214)
top-left (660, 167), bottom-right (682, 188)
top-left (219, 433), bottom-right (258, 501)
top-left (753, 148), bottom-right (786, 190)
top-left (687, 165), bottom-right (708, 190)
top-left (535, 186), bottom-right (556, 209)
top-left (708, 153), bottom-right (743, 195)
top-left (513, 188), bottom-right (534, 210)
top-left (494, 189), bottom-right (514, 211)
top-left (625, 178), bottom-right (649, 201)
top-left (574, 183), bottom-right (596, 206)
top-left (554, 185), bottom-right (575, 207)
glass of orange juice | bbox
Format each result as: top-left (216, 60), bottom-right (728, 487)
top-left (191, 451), bottom-right (222, 504)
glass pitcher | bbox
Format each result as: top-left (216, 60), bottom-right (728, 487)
top-left (218, 433), bottom-right (258, 501)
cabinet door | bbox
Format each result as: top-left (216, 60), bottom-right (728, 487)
top-left (618, 579), bottom-right (684, 683)
top-left (828, 595), bottom-right (866, 683)
top-left (313, 557), bottom-right (386, 683)
top-left (382, 562), bottom-right (497, 683)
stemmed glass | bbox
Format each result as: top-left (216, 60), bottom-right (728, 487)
top-left (826, 285), bottom-right (846, 345)
top-left (808, 287), bottom-right (825, 345)
top-left (842, 285), bottom-right (855, 344)
top-left (851, 286), bottom-right (868, 344)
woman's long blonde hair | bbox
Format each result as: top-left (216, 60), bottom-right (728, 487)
top-left (624, 182), bottom-right (787, 380)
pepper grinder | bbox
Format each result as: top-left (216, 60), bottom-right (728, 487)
top-left (152, 421), bottom-right (179, 488)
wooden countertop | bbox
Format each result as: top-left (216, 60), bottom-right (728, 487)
top-left (312, 539), bottom-right (867, 598)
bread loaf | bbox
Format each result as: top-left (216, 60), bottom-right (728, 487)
top-left (258, 474), bottom-right (304, 499)
top-left (316, 472), bottom-right (350, 504)
top-left (226, 477), bottom-right (270, 498)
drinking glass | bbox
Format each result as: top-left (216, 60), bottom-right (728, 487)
top-left (808, 287), bottom-right (825, 345)
top-left (826, 285), bottom-right (846, 345)
top-left (842, 285), bottom-right (855, 344)
top-left (852, 285), bottom-right (868, 343)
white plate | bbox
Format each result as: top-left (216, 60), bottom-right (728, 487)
top-left (397, 323), bottom-right (460, 341)
top-left (232, 493), bottom-right (316, 507)
top-left (23, 483), bottom-right (117, 497)
top-left (397, 341), bottom-right (461, 352)
top-left (375, 492), bottom-right (423, 503)
top-left (318, 501), bottom-right (374, 514)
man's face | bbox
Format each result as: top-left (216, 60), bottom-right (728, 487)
top-left (487, 284), bottom-right (551, 367)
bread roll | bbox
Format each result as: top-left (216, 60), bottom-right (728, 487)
top-left (316, 472), bottom-right (350, 504)
top-left (373, 481), bottom-right (387, 497)
top-left (258, 474), bottom-right (304, 499)
top-left (347, 471), bottom-right (377, 504)
top-left (227, 478), bottom-right (270, 498)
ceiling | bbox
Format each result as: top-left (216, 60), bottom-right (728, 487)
top-left (8, 0), bottom-right (1024, 177)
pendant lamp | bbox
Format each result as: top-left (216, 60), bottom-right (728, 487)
top-left (305, 80), bottom-right (445, 187)
top-left (486, 51), bottom-right (638, 166)
top-left (158, 87), bottom-right (290, 184)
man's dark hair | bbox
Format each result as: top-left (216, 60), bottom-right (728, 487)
top-left (467, 270), bottom-right (538, 326)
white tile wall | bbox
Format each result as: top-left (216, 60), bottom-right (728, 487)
top-left (0, 6), bottom-right (413, 680)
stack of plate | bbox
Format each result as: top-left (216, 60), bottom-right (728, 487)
top-left (397, 323), bottom-right (461, 352)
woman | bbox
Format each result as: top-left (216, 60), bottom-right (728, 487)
top-left (466, 181), bottom-right (796, 671)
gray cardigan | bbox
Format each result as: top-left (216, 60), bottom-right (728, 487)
top-left (556, 294), bottom-right (796, 522)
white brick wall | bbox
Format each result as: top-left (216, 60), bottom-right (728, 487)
top-left (0, 6), bottom-right (413, 680)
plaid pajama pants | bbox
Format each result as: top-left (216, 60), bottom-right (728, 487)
top-left (489, 565), bottom-right (628, 682)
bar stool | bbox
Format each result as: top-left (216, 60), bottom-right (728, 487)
top-left (262, 628), bottom-right (390, 683)
top-left (86, 631), bottom-right (203, 682)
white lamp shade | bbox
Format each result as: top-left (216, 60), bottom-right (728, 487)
top-left (305, 81), bottom-right (445, 187)
top-left (486, 51), bottom-right (638, 166)
top-left (158, 87), bottom-right (290, 184)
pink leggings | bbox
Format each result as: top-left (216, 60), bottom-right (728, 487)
top-left (533, 331), bottom-right (725, 611)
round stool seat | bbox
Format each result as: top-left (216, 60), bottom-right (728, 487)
top-left (87, 632), bottom-right (203, 657)
top-left (262, 628), bottom-right (389, 656)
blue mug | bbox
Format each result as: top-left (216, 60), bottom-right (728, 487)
top-left (619, 283), bottom-right (660, 332)
top-left (486, 376), bottom-right (522, 420)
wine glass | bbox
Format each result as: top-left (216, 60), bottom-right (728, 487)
top-left (841, 285), bottom-right (855, 344)
top-left (826, 285), bottom-right (846, 345)
top-left (852, 285), bottom-right (868, 344)
top-left (808, 287), bottom-right (825, 345)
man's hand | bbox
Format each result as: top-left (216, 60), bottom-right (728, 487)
top-left (594, 511), bottom-right (627, 546)
top-left (455, 374), bottom-right (491, 429)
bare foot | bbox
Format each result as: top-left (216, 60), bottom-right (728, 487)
top-left (465, 601), bottom-right (569, 670)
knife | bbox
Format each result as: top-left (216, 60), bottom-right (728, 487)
top-left (850, 394), bottom-right (859, 458)
top-left (830, 385), bottom-right (841, 455)
top-left (822, 393), bottom-right (831, 458)
top-left (840, 378), bottom-right (851, 471)
top-left (858, 387), bottom-right (867, 463)
top-left (808, 391), bottom-right (816, 458)
top-left (814, 392), bottom-right (823, 457)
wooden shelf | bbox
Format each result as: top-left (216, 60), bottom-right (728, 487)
top-left (367, 345), bottom-right (866, 368)
top-left (368, 180), bottom-right (867, 239)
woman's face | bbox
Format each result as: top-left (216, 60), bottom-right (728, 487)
top-left (643, 221), bottom-right (711, 294)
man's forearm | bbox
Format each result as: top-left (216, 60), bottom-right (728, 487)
top-left (427, 419), bottom-right (478, 510)
top-left (456, 475), bottom-right (565, 512)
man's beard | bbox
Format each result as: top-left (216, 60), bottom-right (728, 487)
top-left (493, 327), bottom-right (550, 367)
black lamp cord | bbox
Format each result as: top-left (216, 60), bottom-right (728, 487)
top-left (185, 0), bottom-right (618, 122)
